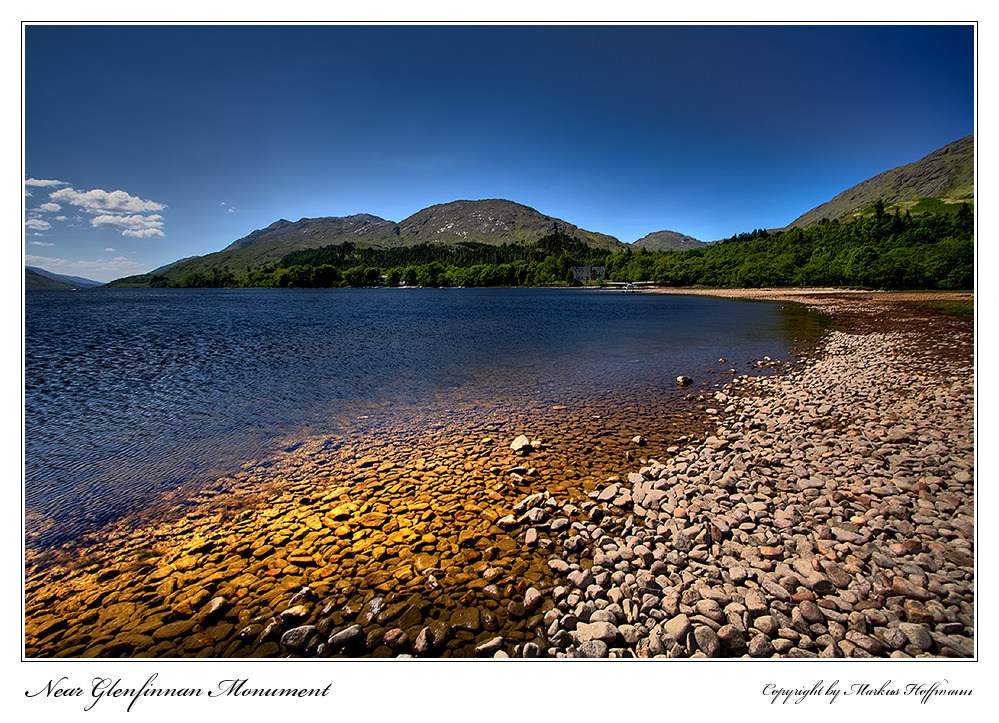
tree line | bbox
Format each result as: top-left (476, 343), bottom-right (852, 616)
top-left (159, 203), bottom-right (972, 290)
top-left (610, 202), bottom-right (973, 290)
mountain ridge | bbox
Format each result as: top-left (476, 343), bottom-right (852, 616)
top-left (632, 230), bottom-right (707, 252)
top-left (789, 135), bottom-right (974, 228)
top-left (119, 199), bottom-right (627, 285)
top-left (25, 266), bottom-right (102, 289)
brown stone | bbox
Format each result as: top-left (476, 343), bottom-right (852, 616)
top-left (152, 619), bottom-right (196, 640)
top-left (359, 512), bottom-right (389, 528)
top-left (448, 607), bottom-right (481, 632)
top-left (903, 599), bottom-right (935, 625)
top-left (892, 576), bottom-right (932, 601)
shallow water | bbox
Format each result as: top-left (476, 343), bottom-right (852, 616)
top-left (24, 287), bottom-right (826, 548)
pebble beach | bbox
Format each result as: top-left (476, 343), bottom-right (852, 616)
top-left (24, 289), bottom-right (975, 659)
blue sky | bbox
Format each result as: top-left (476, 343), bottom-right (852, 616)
top-left (23, 24), bottom-right (974, 282)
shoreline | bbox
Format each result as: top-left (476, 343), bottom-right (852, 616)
top-left (23, 289), bottom-right (974, 658)
top-left (535, 289), bottom-right (974, 657)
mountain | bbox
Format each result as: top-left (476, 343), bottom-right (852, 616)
top-left (150, 256), bottom-right (199, 274)
top-left (789, 135), bottom-right (974, 228)
top-left (26, 268), bottom-right (75, 290)
top-left (632, 230), bottom-right (707, 251)
top-left (221, 214), bottom-right (403, 254)
top-left (112, 199), bottom-right (626, 285)
top-left (26, 266), bottom-right (102, 288)
top-left (25, 266), bottom-right (102, 289)
top-left (396, 199), bottom-right (622, 250)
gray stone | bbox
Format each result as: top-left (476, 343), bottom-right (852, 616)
top-left (327, 624), bottom-right (363, 649)
top-left (413, 626), bottom-right (436, 655)
top-left (845, 630), bottom-right (883, 655)
top-left (745, 589), bottom-right (768, 616)
top-left (590, 609), bottom-right (618, 624)
top-left (281, 625), bottom-right (319, 654)
top-left (717, 624), bottom-right (747, 653)
top-left (574, 621), bottom-right (620, 645)
top-left (672, 531), bottom-right (692, 552)
top-left (754, 615), bottom-right (778, 637)
top-left (548, 558), bottom-right (571, 574)
top-left (803, 573), bottom-right (835, 594)
top-left (618, 624), bottom-right (640, 646)
top-left (662, 614), bottom-right (691, 643)
top-left (898, 622), bottom-right (933, 651)
top-left (694, 625), bottom-right (722, 657)
top-left (568, 569), bottom-right (595, 589)
top-left (474, 636), bottom-right (504, 657)
top-left (523, 587), bottom-right (543, 612)
top-left (761, 577), bottom-right (792, 602)
top-left (694, 599), bottom-right (726, 623)
top-left (578, 640), bottom-right (609, 658)
top-left (749, 634), bottom-right (776, 657)
top-left (930, 632), bottom-right (974, 657)
top-left (879, 626), bottom-right (907, 651)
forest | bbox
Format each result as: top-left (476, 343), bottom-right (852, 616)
top-left (161, 202), bottom-right (973, 291)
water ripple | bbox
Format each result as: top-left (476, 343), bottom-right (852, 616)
top-left (24, 287), bottom-right (825, 548)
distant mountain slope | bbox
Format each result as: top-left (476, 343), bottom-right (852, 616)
top-left (789, 135), bottom-right (974, 227)
top-left (26, 266), bottom-right (101, 288)
top-left (26, 267), bottom-right (75, 290)
top-left (112, 199), bottom-right (625, 285)
top-left (150, 256), bottom-right (199, 274)
top-left (222, 214), bottom-right (402, 252)
top-left (632, 230), bottom-right (707, 251)
top-left (397, 199), bottom-right (623, 250)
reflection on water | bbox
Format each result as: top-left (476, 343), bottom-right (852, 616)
top-left (25, 287), bottom-right (827, 547)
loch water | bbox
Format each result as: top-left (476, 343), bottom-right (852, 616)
top-left (24, 287), bottom-right (827, 548)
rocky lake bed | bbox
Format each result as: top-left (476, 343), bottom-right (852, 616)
top-left (24, 289), bottom-right (974, 660)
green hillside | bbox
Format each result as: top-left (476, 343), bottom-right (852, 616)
top-left (25, 268), bottom-right (75, 290)
top-left (789, 135), bottom-right (974, 227)
top-left (109, 199), bottom-right (624, 287)
top-left (629, 205), bottom-right (973, 290)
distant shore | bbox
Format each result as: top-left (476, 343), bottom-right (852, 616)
top-left (642, 285), bottom-right (973, 303)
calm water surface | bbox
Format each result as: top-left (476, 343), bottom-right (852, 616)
top-left (24, 288), bottom-right (826, 547)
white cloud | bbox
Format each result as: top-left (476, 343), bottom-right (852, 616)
top-left (105, 247), bottom-right (116, 252)
top-left (29, 241), bottom-right (55, 247)
top-left (51, 187), bottom-right (165, 214)
top-left (70, 258), bottom-right (147, 272)
top-left (26, 254), bottom-right (68, 266)
top-left (90, 213), bottom-right (165, 238)
top-left (25, 218), bottom-right (51, 231)
top-left (123, 228), bottom-right (164, 238)
top-left (24, 180), bottom-right (167, 248)
top-left (227, 207), bottom-right (235, 214)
